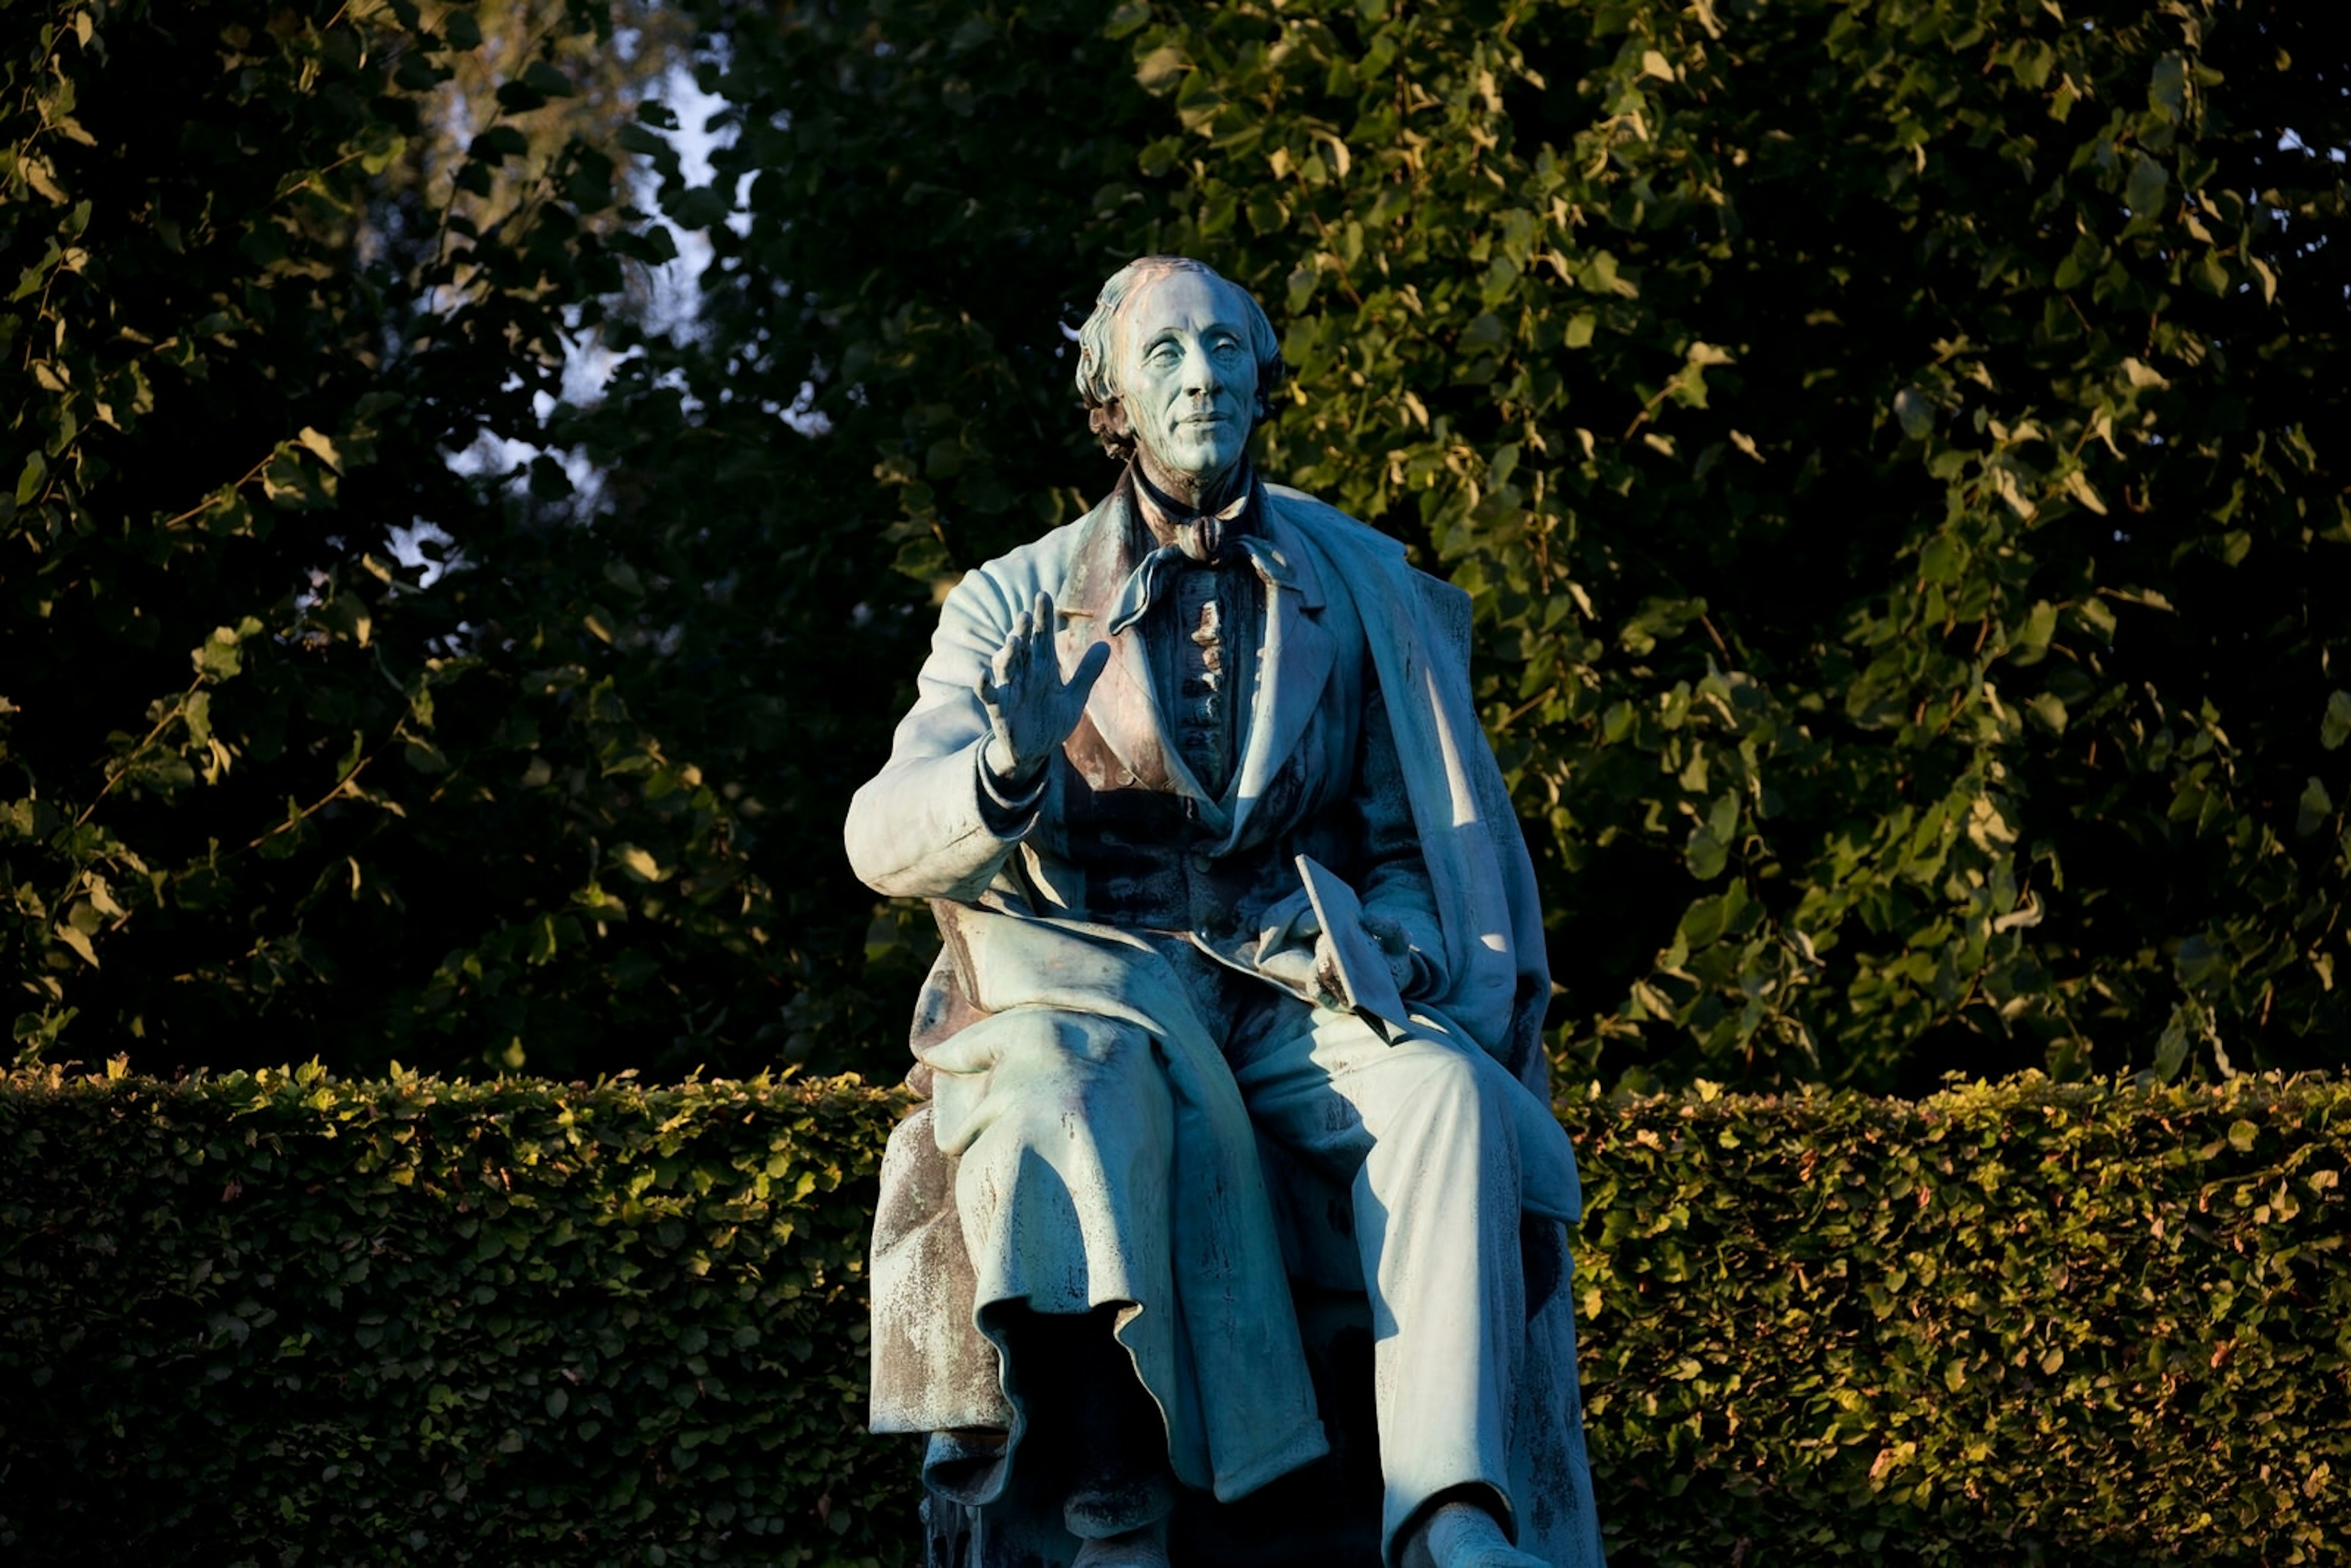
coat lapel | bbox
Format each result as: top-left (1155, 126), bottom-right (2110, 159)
top-left (1217, 497), bottom-right (1333, 852)
top-left (1054, 480), bottom-right (1226, 823)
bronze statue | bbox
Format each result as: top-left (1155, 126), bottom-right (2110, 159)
top-left (851, 257), bottom-right (1604, 1568)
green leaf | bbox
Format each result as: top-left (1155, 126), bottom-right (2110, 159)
top-left (2150, 1010), bottom-right (2192, 1082)
top-left (520, 61), bottom-right (576, 100)
top-left (469, 126), bottom-right (529, 162)
top-left (192, 625), bottom-right (249, 680)
top-left (1134, 46), bottom-right (1189, 92)
top-left (2322, 691), bottom-right (2351, 751)
top-left (53, 921), bottom-right (99, 967)
top-left (2013, 40), bottom-right (2056, 90)
top-left (1893, 387), bottom-right (1933, 440)
top-left (1137, 136), bottom-right (1183, 178)
top-left (439, 9), bottom-right (483, 50)
top-left (615, 846), bottom-right (670, 883)
top-left (2009, 601), bottom-right (2059, 665)
top-left (295, 427), bottom-right (341, 472)
top-left (2295, 777), bottom-right (2333, 836)
top-left (1685, 823), bottom-right (1728, 881)
top-left (664, 186), bottom-right (730, 231)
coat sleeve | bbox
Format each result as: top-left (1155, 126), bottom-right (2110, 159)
top-left (843, 557), bottom-right (1051, 901)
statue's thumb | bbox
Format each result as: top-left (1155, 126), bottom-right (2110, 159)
top-left (1067, 638), bottom-right (1112, 699)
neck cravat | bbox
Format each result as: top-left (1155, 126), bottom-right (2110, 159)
top-left (1107, 475), bottom-right (1255, 637)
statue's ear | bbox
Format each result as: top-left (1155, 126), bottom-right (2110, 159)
top-left (1089, 399), bottom-right (1133, 457)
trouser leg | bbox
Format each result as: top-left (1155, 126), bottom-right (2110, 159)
top-left (1357, 1041), bottom-right (1525, 1553)
top-left (997, 1304), bottom-right (1176, 1539)
top-left (1232, 1008), bottom-right (1548, 1559)
top-left (930, 974), bottom-right (1329, 1510)
top-left (930, 1007), bottom-right (1184, 1521)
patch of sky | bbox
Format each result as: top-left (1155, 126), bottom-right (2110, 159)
top-left (640, 59), bottom-right (750, 344)
top-left (418, 56), bottom-right (764, 566)
top-left (2277, 129), bottom-right (2347, 164)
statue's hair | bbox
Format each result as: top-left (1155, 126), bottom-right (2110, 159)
top-left (1073, 256), bottom-right (1287, 460)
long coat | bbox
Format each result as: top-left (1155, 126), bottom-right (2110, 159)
top-left (849, 481), bottom-right (1595, 1553)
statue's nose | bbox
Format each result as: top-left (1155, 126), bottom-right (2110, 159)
top-left (1182, 340), bottom-right (1223, 396)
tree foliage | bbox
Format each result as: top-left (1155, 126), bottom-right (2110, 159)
top-left (657, 0), bottom-right (2349, 1090)
top-left (0, 0), bottom-right (896, 1080)
top-left (4, 0), bottom-right (2345, 1091)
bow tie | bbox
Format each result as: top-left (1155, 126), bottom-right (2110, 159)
top-left (1105, 477), bottom-right (1256, 636)
top-left (1109, 533), bottom-right (1297, 637)
top-left (1142, 471), bottom-right (1251, 561)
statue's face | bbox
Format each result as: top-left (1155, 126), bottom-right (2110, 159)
top-left (1112, 270), bottom-right (1258, 489)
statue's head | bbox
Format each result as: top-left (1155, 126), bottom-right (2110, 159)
top-left (1074, 257), bottom-right (1287, 490)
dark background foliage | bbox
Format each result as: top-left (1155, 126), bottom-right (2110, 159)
top-left (4, 0), bottom-right (2345, 1092)
top-left (1, 0), bottom-right (863, 1081)
top-left (3, 1067), bottom-right (2345, 1566)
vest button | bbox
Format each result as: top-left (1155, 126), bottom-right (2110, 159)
top-left (1187, 850), bottom-right (1213, 874)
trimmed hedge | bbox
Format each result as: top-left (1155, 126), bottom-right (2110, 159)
top-left (1573, 1077), bottom-right (2350, 1566)
top-left (2, 1068), bottom-right (2345, 1566)
top-left (0, 1067), bottom-right (905, 1567)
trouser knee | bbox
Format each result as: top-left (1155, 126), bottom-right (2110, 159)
top-left (1378, 1041), bottom-right (1508, 1141)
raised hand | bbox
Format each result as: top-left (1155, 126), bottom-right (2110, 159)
top-left (977, 590), bottom-right (1112, 785)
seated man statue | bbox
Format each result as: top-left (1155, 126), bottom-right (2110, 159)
top-left (849, 256), bottom-right (1605, 1568)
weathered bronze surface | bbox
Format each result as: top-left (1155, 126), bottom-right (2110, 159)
top-left (847, 257), bottom-right (1605, 1568)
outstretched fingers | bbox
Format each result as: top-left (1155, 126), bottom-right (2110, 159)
top-left (975, 591), bottom-right (1108, 779)
top-left (1029, 590), bottom-right (1108, 709)
top-left (1026, 591), bottom-right (1063, 677)
top-left (988, 604), bottom-right (1033, 697)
